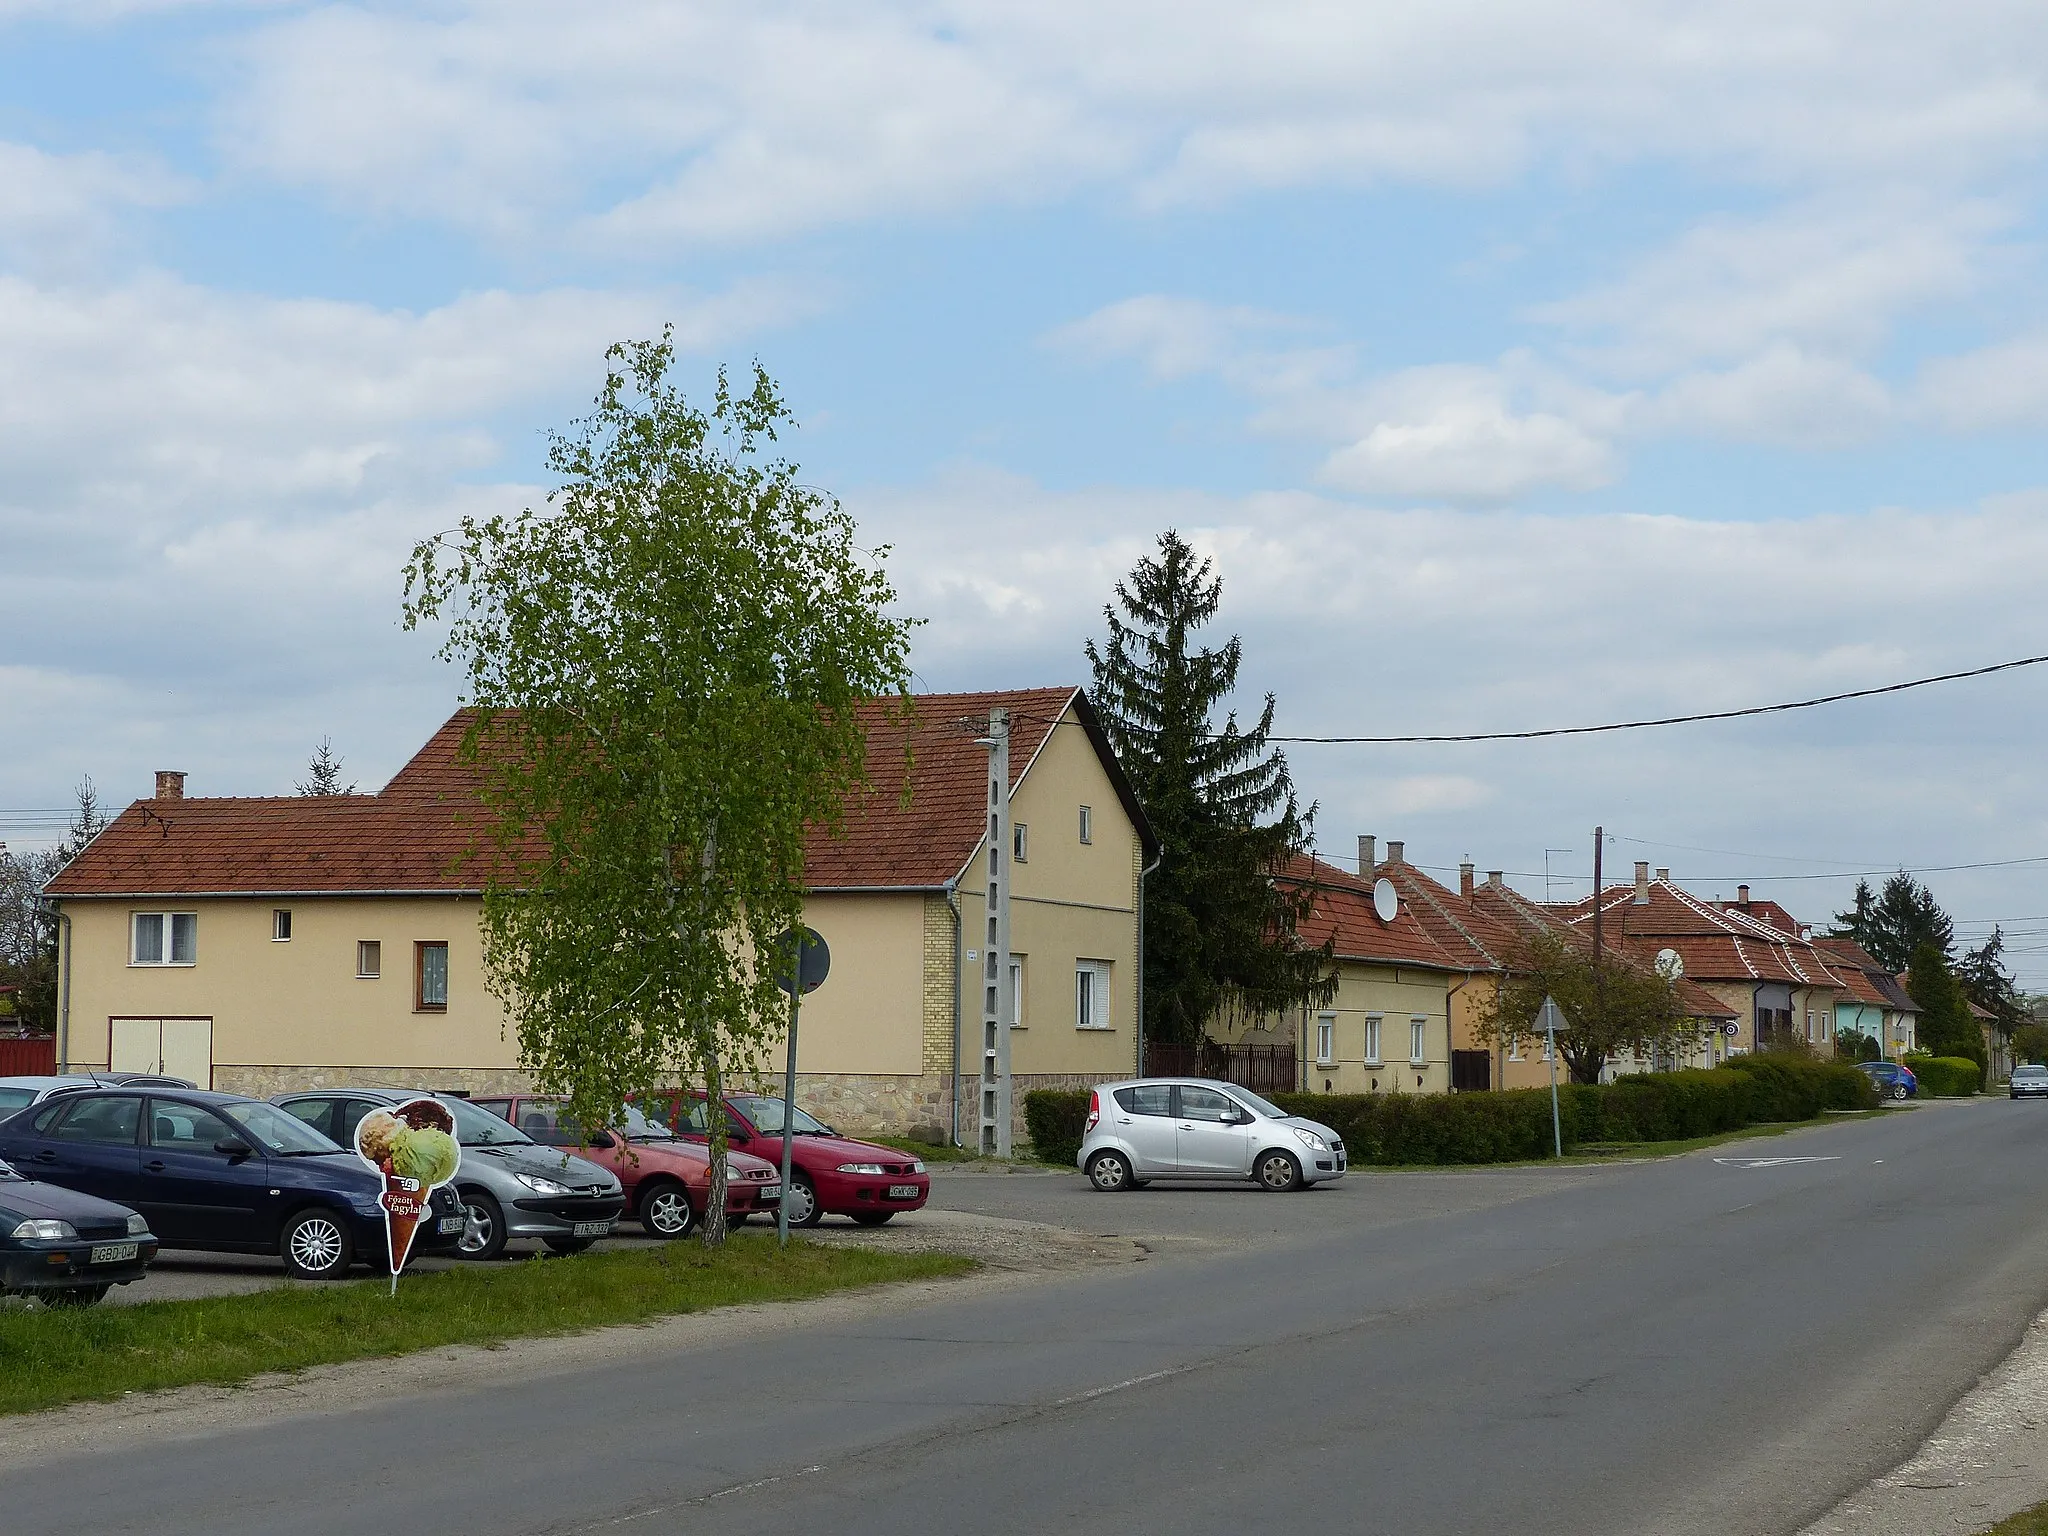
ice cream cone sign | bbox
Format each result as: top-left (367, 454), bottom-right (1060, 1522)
top-left (353, 1099), bottom-right (462, 1287)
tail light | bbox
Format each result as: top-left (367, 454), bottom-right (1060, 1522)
top-left (1085, 1090), bottom-right (1101, 1133)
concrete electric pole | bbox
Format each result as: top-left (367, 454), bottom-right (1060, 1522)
top-left (977, 708), bottom-right (1014, 1157)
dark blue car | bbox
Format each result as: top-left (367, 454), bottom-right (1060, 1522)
top-left (0, 1088), bottom-right (462, 1279)
top-left (0, 1156), bottom-right (158, 1306)
top-left (1857, 1061), bottom-right (1917, 1100)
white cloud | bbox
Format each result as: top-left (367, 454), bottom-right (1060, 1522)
top-left (0, 142), bottom-right (187, 274)
top-left (1043, 295), bottom-right (1308, 383)
top-left (1647, 345), bottom-right (1894, 447)
top-left (1917, 333), bottom-right (2048, 429)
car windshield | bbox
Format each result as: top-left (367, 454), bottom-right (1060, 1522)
top-left (729, 1096), bottom-right (830, 1135)
top-left (1223, 1087), bottom-right (1290, 1118)
top-left (617, 1102), bottom-right (675, 1140)
top-left (230, 1101), bottom-right (343, 1155)
top-left (2018, 1067), bottom-right (2048, 1078)
top-left (0, 1087), bottom-right (35, 1115)
top-left (443, 1096), bottom-right (535, 1147)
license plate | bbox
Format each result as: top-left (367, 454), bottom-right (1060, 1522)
top-left (572, 1221), bottom-right (612, 1237)
top-left (438, 1216), bottom-right (464, 1234)
top-left (89, 1243), bottom-right (139, 1264)
top-left (759, 1185), bottom-right (781, 1201)
top-left (887, 1184), bottom-right (921, 1199)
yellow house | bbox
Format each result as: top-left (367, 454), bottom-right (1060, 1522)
top-left (44, 688), bottom-right (1157, 1143)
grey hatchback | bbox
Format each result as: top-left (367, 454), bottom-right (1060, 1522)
top-left (2011, 1065), bottom-right (2048, 1099)
top-left (1077, 1079), bottom-right (1346, 1192)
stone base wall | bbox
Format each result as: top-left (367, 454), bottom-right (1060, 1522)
top-left (214, 1064), bottom-right (537, 1099)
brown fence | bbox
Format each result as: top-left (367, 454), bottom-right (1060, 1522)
top-left (0, 1037), bottom-right (56, 1076)
top-left (1142, 1040), bottom-right (1297, 1094)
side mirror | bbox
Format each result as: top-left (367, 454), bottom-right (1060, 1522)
top-left (587, 1131), bottom-right (617, 1150)
top-left (726, 1127), bottom-right (749, 1143)
top-left (214, 1138), bottom-right (253, 1159)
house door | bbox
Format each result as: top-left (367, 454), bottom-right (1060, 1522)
top-left (110, 1017), bottom-right (214, 1087)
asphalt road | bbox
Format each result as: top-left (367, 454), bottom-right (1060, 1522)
top-left (9, 1099), bottom-right (2048, 1536)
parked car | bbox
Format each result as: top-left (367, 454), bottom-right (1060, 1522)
top-left (472, 1095), bottom-right (781, 1238)
top-left (1077, 1079), bottom-right (1348, 1192)
top-left (645, 1090), bottom-right (930, 1227)
top-left (0, 1076), bottom-right (105, 1119)
top-left (1857, 1061), bottom-right (1918, 1101)
top-left (273, 1089), bottom-right (624, 1261)
top-left (0, 1087), bottom-right (458, 1279)
top-left (0, 1153), bottom-right (157, 1306)
top-left (85, 1073), bottom-right (199, 1089)
top-left (2010, 1065), bottom-right (2048, 1099)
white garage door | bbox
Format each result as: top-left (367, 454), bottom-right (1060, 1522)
top-left (108, 1017), bottom-right (214, 1086)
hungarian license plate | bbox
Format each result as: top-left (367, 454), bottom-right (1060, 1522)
top-left (437, 1216), bottom-right (464, 1234)
top-left (89, 1242), bottom-right (139, 1264)
top-left (758, 1185), bottom-right (781, 1202)
top-left (887, 1184), bottom-right (921, 1199)
top-left (572, 1221), bottom-right (612, 1237)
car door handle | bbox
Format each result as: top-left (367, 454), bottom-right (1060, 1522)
top-left (145, 1159), bottom-right (167, 1172)
top-left (30, 1150), bottom-right (56, 1163)
top-left (1178, 1122), bottom-right (1196, 1130)
top-left (1115, 1117), bottom-right (1132, 1124)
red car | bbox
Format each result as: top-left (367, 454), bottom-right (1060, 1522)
top-left (644, 1090), bottom-right (930, 1227)
top-left (473, 1095), bottom-right (781, 1239)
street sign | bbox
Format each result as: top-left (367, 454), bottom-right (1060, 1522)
top-left (771, 927), bottom-right (830, 996)
top-left (1537, 995), bottom-right (1566, 1159)
top-left (1535, 997), bottom-right (1567, 1038)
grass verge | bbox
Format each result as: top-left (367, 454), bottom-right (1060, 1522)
top-left (1984, 1501), bottom-right (2048, 1534)
top-left (866, 1135), bottom-right (987, 1163)
top-left (0, 1234), bottom-right (973, 1418)
top-left (1345, 1110), bottom-right (1886, 1173)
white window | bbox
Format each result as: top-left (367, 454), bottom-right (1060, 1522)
top-left (1805, 1010), bottom-right (1814, 1041)
top-left (1078, 805), bottom-right (1093, 844)
top-left (1508, 1033), bottom-right (1523, 1060)
top-left (131, 912), bottom-right (197, 966)
top-left (1075, 960), bottom-right (1112, 1029)
top-left (1542, 1031), bottom-right (1554, 1061)
top-left (357, 940), bottom-right (381, 979)
top-left (1410, 1016), bottom-right (1428, 1064)
top-left (1316, 1012), bottom-right (1335, 1065)
top-left (1013, 823), bottom-right (1029, 863)
top-left (1364, 1014), bottom-right (1383, 1064)
top-left (272, 909), bottom-right (292, 942)
top-left (1009, 957), bottom-right (1027, 1028)
top-left (1821, 1011), bottom-right (1831, 1037)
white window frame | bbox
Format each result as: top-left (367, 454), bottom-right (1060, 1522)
top-left (1315, 1012), bottom-right (1336, 1065)
top-left (1508, 1032), bottom-right (1523, 1060)
top-left (271, 909), bottom-right (292, 942)
top-left (1078, 805), bottom-right (1093, 844)
top-left (1363, 1014), bottom-right (1383, 1065)
top-left (1013, 823), bottom-right (1029, 864)
top-left (1008, 956), bottom-right (1026, 1028)
top-left (1409, 1016), bottom-right (1428, 1064)
top-left (357, 940), bottom-right (382, 979)
top-left (130, 911), bottom-right (197, 967)
top-left (1074, 959), bottom-right (1112, 1030)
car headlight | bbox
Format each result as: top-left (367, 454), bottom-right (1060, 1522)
top-left (1292, 1127), bottom-right (1328, 1152)
top-left (126, 1214), bottom-right (150, 1236)
top-left (514, 1172), bottom-right (570, 1195)
top-left (910, 1160), bottom-right (925, 1174)
top-left (836, 1163), bottom-right (888, 1175)
top-left (10, 1219), bottom-right (77, 1240)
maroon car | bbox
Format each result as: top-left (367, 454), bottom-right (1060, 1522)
top-left (644, 1091), bottom-right (930, 1227)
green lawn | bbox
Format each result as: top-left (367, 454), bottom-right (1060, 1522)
top-left (1983, 1502), bottom-right (2048, 1534)
top-left (866, 1135), bottom-right (988, 1163)
top-left (0, 1235), bottom-right (973, 1418)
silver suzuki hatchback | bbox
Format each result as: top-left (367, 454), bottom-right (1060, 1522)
top-left (1077, 1078), bottom-right (1346, 1192)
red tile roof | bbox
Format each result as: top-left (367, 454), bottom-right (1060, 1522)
top-left (1277, 854), bottom-right (1467, 971)
top-left (1561, 879), bottom-right (1856, 992)
top-left (47, 689), bottom-right (1154, 898)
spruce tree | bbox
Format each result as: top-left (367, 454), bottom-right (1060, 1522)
top-left (1086, 530), bottom-right (1333, 1046)
top-left (1830, 879), bottom-right (1876, 951)
top-left (1959, 927), bottom-right (2025, 1036)
top-left (296, 737), bottom-right (357, 796)
top-left (1907, 941), bottom-right (1982, 1067)
top-left (1863, 872), bottom-right (1953, 972)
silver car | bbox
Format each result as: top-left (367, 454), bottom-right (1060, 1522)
top-left (2011, 1065), bottom-right (2048, 1099)
top-left (273, 1089), bottom-right (625, 1260)
top-left (1077, 1078), bottom-right (1347, 1192)
top-left (0, 1074), bottom-right (199, 1120)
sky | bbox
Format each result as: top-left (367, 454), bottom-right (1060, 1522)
top-left (4, 2), bottom-right (2048, 979)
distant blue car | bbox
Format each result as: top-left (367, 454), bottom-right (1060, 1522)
top-left (1858, 1061), bottom-right (1917, 1101)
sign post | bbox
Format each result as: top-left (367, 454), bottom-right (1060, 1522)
top-left (771, 926), bottom-right (830, 1247)
top-left (1536, 995), bottom-right (1567, 1159)
top-left (352, 1098), bottom-right (462, 1296)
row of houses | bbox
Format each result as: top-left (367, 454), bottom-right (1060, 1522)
top-left (40, 685), bottom-right (1931, 1139)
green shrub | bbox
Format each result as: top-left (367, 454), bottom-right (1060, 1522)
top-left (1716, 1052), bottom-right (1878, 1117)
top-left (1570, 1070), bottom-right (1754, 1142)
top-left (1022, 1088), bottom-right (1092, 1165)
top-left (1903, 1054), bottom-right (1982, 1096)
top-left (1271, 1088), bottom-right (1572, 1165)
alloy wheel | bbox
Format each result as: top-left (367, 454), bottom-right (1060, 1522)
top-left (290, 1215), bottom-right (345, 1274)
top-left (644, 1187), bottom-right (693, 1238)
top-left (460, 1201), bottom-right (495, 1255)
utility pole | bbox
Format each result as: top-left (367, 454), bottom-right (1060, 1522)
top-left (1590, 826), bottom-right (1605, 1088)
top-left (976, 708), bottom-right (1014, 1157)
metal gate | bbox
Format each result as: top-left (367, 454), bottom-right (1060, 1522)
top-left (1451, 1050), bottom-right (1492, 1092)
top-left (1143, 1040), bottom-right (1297, 1094)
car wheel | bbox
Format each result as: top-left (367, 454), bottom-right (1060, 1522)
top-left (1256, 1149), bottom-right (1303, 1192)
top-left (784, 1173), bottom-right (823, 1227)
top-left (638, 1181), bottom-right (696, 1240)
top-left (457, 1188), bottom-right (508, 1261)
top-left (850, 1211), bottom-right (894, 1226)
top-left (281, 1207), bottom-right (355, 1280)
top-left (43, 1285), bottom-right (109, 1308)
top-left (543, 1237), bottom-right (596, 1256)
top-left (1086, 1150), bottom-right (1134, 1192)
top-left (1891, 1084), bottom-right (1909, 1101)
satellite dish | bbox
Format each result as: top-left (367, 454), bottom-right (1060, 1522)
top-left (1372, 877), bottom-right (1399, 924)
top-left (1655, 947), bottom-right (1684, 981)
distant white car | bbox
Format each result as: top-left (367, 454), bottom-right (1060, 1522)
top-left (2010, 1065), bottom-right (2048, 1100)
top-left (1077, 1078), bottom-right (1347, 1192)
top-left (0, 1076), bottom-right (109, 1120)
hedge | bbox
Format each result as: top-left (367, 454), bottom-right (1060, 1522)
top-left (1023, 1089), bottom-right (1091, 1165)
top-left (1903, 1054), bottom-right (1983, 1097)
top-left (1716, 1052), bottom-right (1879, 1118)
top-left (1269, 1087), bottom-right (1571, 1164)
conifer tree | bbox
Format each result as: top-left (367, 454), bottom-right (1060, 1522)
top-left (1958, 927), bottom-right (2024, 1036)
top-left (296, 737), bottom-right (357, 796)
top-left (1907, 941), bottom-right (1982, 1067)
top-left (1086, 530), bottom-right (1333, 1045)
top-left (1862, 872), bottom-right (1953, 973)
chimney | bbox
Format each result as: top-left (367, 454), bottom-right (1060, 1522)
top-left (1460, 861), bottom-right (1475, 897)
top-left (1486, 870), bottom-right (1504, 888)
top-left (1655, 868), bottom-right (1669, 882)
top-left (1387, 840), bottom-right (1404, 866)
top-left (1633, 861), bottom-right (1650, 904)
top-left (154, 770), bottom-right (186, 801)
top-left (1737, 884), bottom-right (1751, 907)
top-left (1358, 835), bottom-right (1376, 874)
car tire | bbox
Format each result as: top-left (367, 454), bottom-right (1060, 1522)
top-left (1891, 1084), bottom-right (1909, 1101)
top-left (281, 1207), bottom-right (355, 1280)
top-left (785, 1172), bottom-right (824, 1227)
top-left (1255, 1149), bottom-right (1303, 1193)
top-left (1086, 1150), bottom-right (1135, 1192)
top-left (637, 1180), bottom-right (696, 1240)
top-left (44, 1285), bottom-right (109, 1308)
top-left (850, 1211), bottom-right (894, 1226)
top-left (456, 1188), bottom-right (508, 1261)
top-left (543, 1237), bottom-right (596, 1256)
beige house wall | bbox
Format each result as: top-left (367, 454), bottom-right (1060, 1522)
top-left (1217, 961), bottom-right (1452, 1096)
